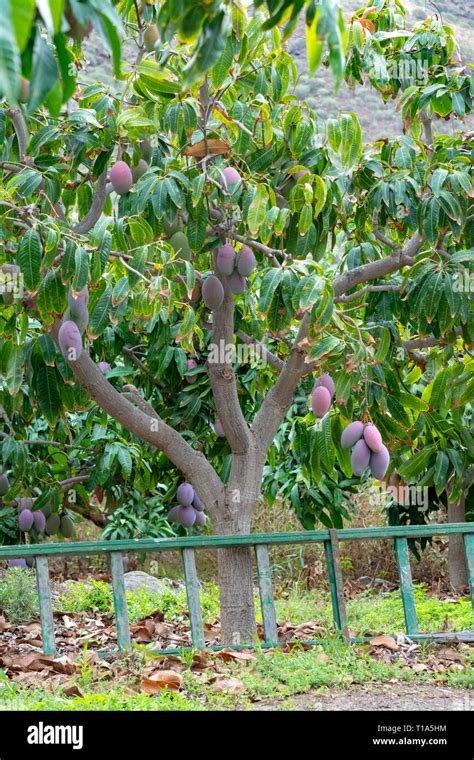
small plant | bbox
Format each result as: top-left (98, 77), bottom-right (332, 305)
top-left (0, 568), bottom-right (38, 625)
top-left (57, 580), bottom-right (112, 615)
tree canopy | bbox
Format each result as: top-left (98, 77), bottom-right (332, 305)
top-left (0, 0), bottom-right (472, 572)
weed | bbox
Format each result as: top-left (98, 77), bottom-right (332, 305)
top-left (0, 568), bottom-right (38, 625)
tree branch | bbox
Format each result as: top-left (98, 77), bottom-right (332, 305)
top-left (207, 274), bottom-right (251, 454)
top-left (334, 284), bottom-right (402, 304)
top-left (331, 232), bottom-right (423, 298)
top-left (252, 314), bottom-right (310, 453)
top-left (403, 327), bottom-right (462, 351)
top-left (121, 347), bottom-right (165, 388)
top-left (72, 168), bottom-right (108, 235)
top-left (49, 320), bottom-right (223, 515)
top-left (236, 329), bottom-right (285, 370)
top-left (372, 212), bottom-right (401, 253)
top-left (421, 112), bottom-right (434, 150)
top-left (5, 107), bottom-right (27, 161)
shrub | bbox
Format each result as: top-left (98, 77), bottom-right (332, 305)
top-left (0, 568), bottom-right (38, 625)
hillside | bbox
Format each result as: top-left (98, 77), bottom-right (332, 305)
top-left (288, 0), bottom-right (473, 140)
top-left (82, 0), bottom-right (473, 142)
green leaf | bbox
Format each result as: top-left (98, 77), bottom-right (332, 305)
top-left (326, 118), bottom-right (341, 152)
top-left (10, 0), bottom-right (35, 51)
top-left (375, 327), bottom-right (391, 362)
top-left (37, 364), bottom-right (61, 426)
top-left (299, 276), bottom-right (323, 309)
top-left (433, 451), bottom-right (449, 495)
top-left (116, 445), bottom-right (133, 478)
top-left (310, 335), bottom-right (343, 361)
top-left (17, 228), bottom-right (42, 292)
top-left (27, 34), bottom-right (59, 113)
top-left (37, 0), bottom-right (64, 35)
top-left (398, 446), bottom-right (435, 481)
top-left (429, 369), bottom-right (449, 410)
top-left (5, 345), bottom-right (23, 395)
top-left (89, 287), bottom-right (112, 338)
top-left (340, 112), bottom-right (362, 170)
top-left (258, 268), bottom-right (283, 313)
top-left (313, 175), bottom-right (327, 218)
top-left (37, 271), bottom-right (67, 321)
top-left (0, 0), bottom-right (21, 102)
top-left (247, 183), bottom-right (268, 236)
top-left (423, 197), bottom-right (440, 245)
top-left (306, 8), bottom-right (323, 75)
top-left (72, 246), bottom-right (89, 292)
top-left (398, 393), bottom-right (429, 412)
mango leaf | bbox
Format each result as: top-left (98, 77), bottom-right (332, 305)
top-left (0, 0), bottom-right (20, 102)
top-left (306, 7), bottom-right (323, 75)
top-left (37, 364), bottom-right (61, 426)
top-left (397, 446), bottom-right (435, 481)
top-left (433, 451), bottom-right (449, 495)
top-left (10, 0), bottom-right (35, 51)
top-left (326, 118), bottom-right (341, 152)
top-left (310, 335), bottom-right (343, 361)
top-left (88, 287), bottom-right (112, 338)
top-left (258, 269), bottom-right (283, 313)
top-left (313, 175), bottom-right (327, 218)
top-left (5, 345), bottom-right (24, 395)
top-left (27, 34), bottom-right (59, 113)
top-left (247, 183), bottom-right (268, 236)
top-left (340, 112), bottom-right (362, 170)
top-left (72, 246), bottom-right (89, 292)
top-left (18, 228), bottom-right (42, 292)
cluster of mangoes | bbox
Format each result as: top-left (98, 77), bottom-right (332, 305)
top-left (202, 241), bottom-right (255, 311)
top-left (167, 483), bottom-right (206, 528)
top-left (311, 373), bottom-right (335, 418)
top-left (17, 497), bottom-right (74, 538)
top-left (58, 286), bottom-right (89, 361)
top-left (341, 421), bottom-right (390, 479)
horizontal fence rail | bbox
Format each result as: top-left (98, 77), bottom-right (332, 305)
top-left (1, 522), bottom-right (473, 656)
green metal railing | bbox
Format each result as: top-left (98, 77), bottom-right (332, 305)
top-left (1, 523), bottom-right (473, 655)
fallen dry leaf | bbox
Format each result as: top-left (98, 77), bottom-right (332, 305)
top-left (316, 652), bottom-right (330, 664)
top-left (216, 649), bottom-right (257, 663)
top-left (210, 677), bottom-right (245, 694)
top-left (182, 138), bottom-right (230, 158)
top-left (140, 670), bottom-right (183, 694)
top-left (370, 634), bottom-right (399, 652)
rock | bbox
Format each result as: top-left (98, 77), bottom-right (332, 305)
top-left (123, 571), bottom-right (183, 594)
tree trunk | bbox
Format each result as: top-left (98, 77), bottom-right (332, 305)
top-left (214, 485), bottom-right (259, 644)
top-left (217, 543), bottom-right (257, 644)
top-left (448, 495), bottom-right (468, 590)
top-left (211, 445), bottom-right (265, 644)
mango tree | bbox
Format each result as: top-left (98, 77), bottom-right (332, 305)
top-left (0, 1), bottom-right (473, 641)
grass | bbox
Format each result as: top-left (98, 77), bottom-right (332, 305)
top-left (1, 636), bottom-right (472, 712)
top-left (0, 673), bottom-right (206, 711)
top-left (1, 573), bottom-right (472, 710)
top-left (274, 583), bottom-right (474, 635)
top-left (55, 578), bottom-right (220, 625)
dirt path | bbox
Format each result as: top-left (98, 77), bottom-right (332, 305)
top-left (252, 683), bottom-right (472, 711)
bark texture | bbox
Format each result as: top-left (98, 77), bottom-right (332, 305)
top-left (448, 496), bottom-right (468, 590)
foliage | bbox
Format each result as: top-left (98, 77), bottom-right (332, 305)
top-left (56, 578), bottom-right (220, 624)
top-left (0, 0), bottom-right (472, 556)
top-left (275, 583), bottom-right (473, 634)
top-left (0, 567), bottom-right (38, 624)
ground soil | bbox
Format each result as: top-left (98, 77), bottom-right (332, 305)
top-left (252, 683), bottom-right (472, 711)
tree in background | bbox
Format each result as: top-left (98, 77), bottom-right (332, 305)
top-left (0, 1), bottom-right (472, 641)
